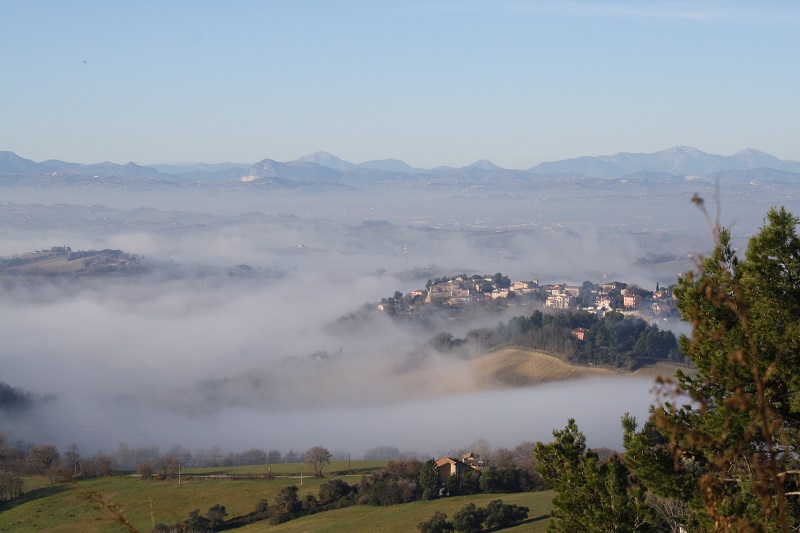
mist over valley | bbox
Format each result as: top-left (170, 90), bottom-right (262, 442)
top-left (1, 147), bottom-right (796, 457)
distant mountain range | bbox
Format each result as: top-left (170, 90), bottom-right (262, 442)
top-left (528, 147), bottom-right (800, 178)
top-left (2, 147), bottom-right (799, 191)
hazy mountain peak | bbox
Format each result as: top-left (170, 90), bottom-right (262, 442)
top-left (467, 159), bottom-right (501, 170)
top-left (667, 145), bottom-right (701, 152)
top-left (249, 158), bottom-right (278, 177)
top-left (527, 146), bottom-right (800, 178)
top-left (357, 158), bottom-right (417, 173)
top-left (2, 147), bottom-right (799, 183)
top-left (295, 151), bottom-right (356, 171)
top-left (240, 156), bottom-right (344, 184)
top-left (736, 148), bottom-right (771, 156)
top-left (0, 151), bottom-right (39, 174)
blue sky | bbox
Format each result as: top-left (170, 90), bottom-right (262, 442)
top-left (1, 0), bottom-right (799, 168)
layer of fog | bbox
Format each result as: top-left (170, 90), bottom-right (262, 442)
top-left (7, 377), bottom-right (659, 456)
top-left (0, 182), bottom-right (782, 455)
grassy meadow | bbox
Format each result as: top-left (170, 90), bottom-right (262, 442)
top-left (249, 491), bottom-right (553, 533)
top-left (0, 467), bottom-right (552, 533)
top-left (183, 459), bottom-right (387, 477)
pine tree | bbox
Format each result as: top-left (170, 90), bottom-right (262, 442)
top-left (419, 458), bottom-right (441, 500)
top-left (535, 419), bottom-right (653, 532)
top-left (626, 205), bottom-right (800, 531)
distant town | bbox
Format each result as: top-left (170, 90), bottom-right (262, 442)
top-left (376, 273), bottom-right (678, 322)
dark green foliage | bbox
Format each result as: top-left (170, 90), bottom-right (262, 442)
top-left (459, 468), bottom-right (482, 495)
top-left (477, 466), bottom-right (525, 493)
top-left (622, 415), bottom-right (698, 508)
top-left (152, 523), bottom-right (182, 533)
top-left (440, 468), bottom-right (484, 497)
top-left (578, 312), bottom-right (681, 367)
top-left (493, 272), bottom-right (511, 289)
top-left (302, 493), bottom-right (319, 513)
top-left (625, 206), bottom-right (800, 531)
top-left (535, 419), bottom-right (653, 532)
top-left (444, 474), bottom-right (461, 497)
top-left (463, 309), bottom-right (682, 368)
top-left (183, 508), bottom-right (211, 532)
top-left (319, 478), bottom-right (354, 505)
top-left (269, 512), bottom-right (295, 525)
top-left (483, 499), bottom-right (529, 529)
top-left (222, 500), bottom-right (271, 529)
top-left (254, 499), bottom-right (268, 514)
top-left (273, 485), bottom-right (301, 516)
top-left (450, 500), bottom-right (527, 532)
top-left (359, 472), bottom-right (419, 506)
top-left (419, 458), bottom-right (441, 501)
top-left (359, 460), bottom-right (422, 506)
top-left (206, 504), bottom-right (227, 530)
top-left (452, 502), bottom-right (486, 533)
top-left (417, 511), bottom-right (454, 533)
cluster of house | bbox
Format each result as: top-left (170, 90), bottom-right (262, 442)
top-left (541, 280), bottom-right (672, 311)
top-left (378, 275), bottom-right (677, 318)
top-left (539, 280), bottom-right (677, 317)
top-left (434, 452), bottom-right (484, 482)
top-left (419, 277), bottom-right (539, 306)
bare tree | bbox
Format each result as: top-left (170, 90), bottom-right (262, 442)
top-left (0, 470), bottom-right (24, 502)
top-left (491, 447), bottom-right (516, 468)
top-left (27, 444), bottom-right (60, 476)
top-left (90, 451), bottom-right (116, 477)
top-left (154, 454), bottom-right (179, 480)
top-left (645, 492), bottom-right (689, 533)
top-left (304, 446), bottom-right (332, 477)
top-left (137, 463), bottom-right (153, 480)
top-left (469, 439), bottom-right (492, 465)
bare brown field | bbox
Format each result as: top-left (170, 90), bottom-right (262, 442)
top-left (3, 255), bottom-right (87, 273)
top-left (301, 347), bottom-right (682, 407)
top-left (468, 347), bottom-right (616, 388)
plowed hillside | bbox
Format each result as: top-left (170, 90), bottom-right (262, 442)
top-left (4, 254), bottom-right (88, 273)
top-left (468, 347), bottom-right (615, 388)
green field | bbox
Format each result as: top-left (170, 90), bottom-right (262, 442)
top-left (3, 476), bottom-right (306, 532)
top-left (184, 460), bottom-right (387, 477)
top-left (0, 471), bottom-right (552, 532)
top-left (251, 491), bottom-right (553, 533)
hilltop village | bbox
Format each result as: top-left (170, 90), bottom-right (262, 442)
top-left (377, 273), bottom-right (678, 321)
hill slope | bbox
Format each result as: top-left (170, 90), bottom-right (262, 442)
top-left (468, 347), bottom-right (614, 387)
top-left (467, 347), bottom-right (682, 389)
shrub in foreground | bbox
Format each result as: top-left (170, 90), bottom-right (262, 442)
top-left (423, 499), bottom-right (529, 533)
top-left (417, 510), bottom-right (454, 533)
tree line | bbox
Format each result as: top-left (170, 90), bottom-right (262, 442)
top-left (149, 453), bottom-right (541, 532)
top-left (432, 308), bottom-right (684, 369)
